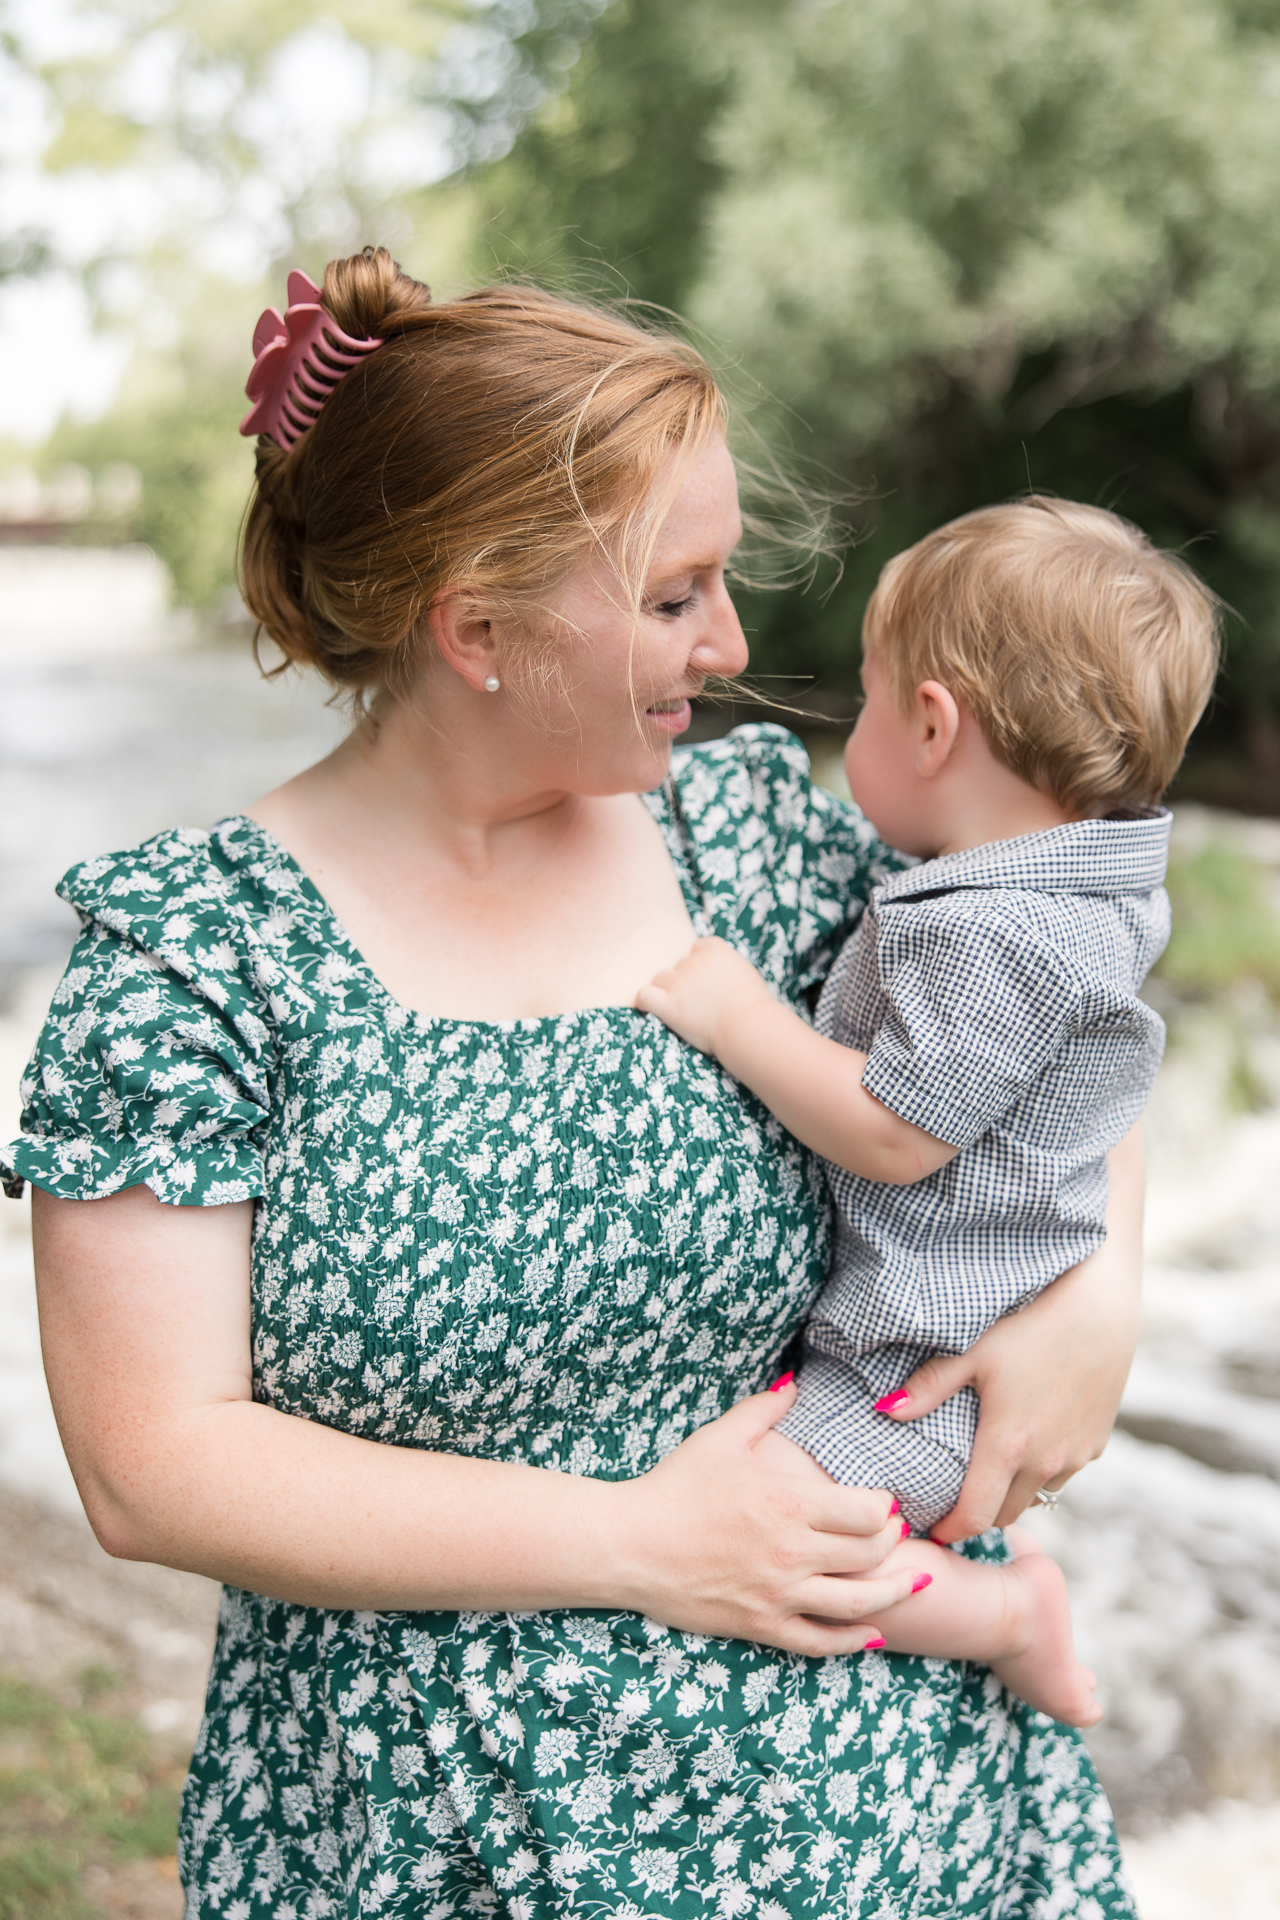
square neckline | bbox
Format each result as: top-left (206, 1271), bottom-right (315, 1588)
top-left (216, 780), bottom-right (710, 1036)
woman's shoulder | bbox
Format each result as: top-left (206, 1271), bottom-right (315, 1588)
top-left (669, 722), bottom-right (813, 828)
top-left (50, 814), bottom-right (357, 1047)
top-left (57, 816), bottom-right (342, 989)
top-left (4, 822), bottom-right (291, 1207)
top-left (60, 816), bottom-right (292, 939)
top-left (670, 722), bottom-right (900, 875)
top-left (665, 724), bottom-right (905, 992)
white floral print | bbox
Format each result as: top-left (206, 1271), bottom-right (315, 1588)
top-left (2, 727), bottom-right (1135, 1918)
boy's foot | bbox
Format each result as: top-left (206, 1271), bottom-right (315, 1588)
top-left (988, 1527), bottom-right (1102, 1728)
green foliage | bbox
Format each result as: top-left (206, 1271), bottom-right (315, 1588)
top-left (0, 1667), bottom-right (186, 1917)
top-left (688, 0), bottom-right (1280, 431)
top-left (475, 0), bottom-right (1280, 801)
top-left (1158, 842), bottom-right (1280, 998)
top-left (41, 280), bottom-right (258, 609)
top-left (16, 0), bottom-right (1280, 748)
top-left (471, 0), bottom-right (726, 311)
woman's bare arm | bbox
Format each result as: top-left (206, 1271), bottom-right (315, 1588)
top-left (33, 1183), bottom-right (917, 1654)
top-left (884, 1126), bottom-right (1145, 1540)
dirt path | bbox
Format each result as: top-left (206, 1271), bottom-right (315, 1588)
top-left (0, 1484), bottom-right (219, 1917)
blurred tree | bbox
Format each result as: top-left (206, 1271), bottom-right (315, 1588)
top-left (40, 279), bottom-right (261, 609)
top-left (32, 0), bottom-right (464, 284)
top-left (5, 0), bottom-right (665, 615)
top-left (476, 0), bottom-right (1280, 805)
top-left (0, 11), bottom-right (53, 283)
top-left (469, 0), bottom-right (725, 311)
top-left (6, 0), bottom-right (585, 612)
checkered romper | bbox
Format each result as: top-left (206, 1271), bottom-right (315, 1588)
top-left (778, 811), bottom-right (1172, 1531)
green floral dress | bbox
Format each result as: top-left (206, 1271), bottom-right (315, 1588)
top-left (4, 727), bottom-right (1135, 1919)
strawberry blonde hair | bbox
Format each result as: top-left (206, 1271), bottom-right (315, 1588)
top-left (863, 497), bottom-right (1221, 813)
top-left (240, 247), bottom-right (728, 698)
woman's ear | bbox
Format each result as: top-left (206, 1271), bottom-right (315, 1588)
top-left (912, 680), bottom-right (962, 779)
top-left (426, 591), bottom-right (502, 692)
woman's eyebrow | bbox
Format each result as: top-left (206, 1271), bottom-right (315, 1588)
top-left (650, 553), bottom-right (729, 583)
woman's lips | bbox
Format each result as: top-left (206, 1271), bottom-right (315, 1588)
top-left (644, 698), bottom-right (692, 734)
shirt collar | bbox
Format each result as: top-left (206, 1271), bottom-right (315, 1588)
top-left (874, 809), bottom-right (1172, 904)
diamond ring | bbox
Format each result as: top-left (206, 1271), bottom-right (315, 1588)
top-left (1033, 1487), bottom-right (1061, 1512)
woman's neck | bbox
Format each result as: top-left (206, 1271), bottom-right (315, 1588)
top-left (251, 682), bottom-right (588, 883)
top-left (243, 681), bottom-right (698, 1022)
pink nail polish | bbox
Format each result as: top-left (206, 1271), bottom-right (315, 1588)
top-left (911, 1573), bottom-right (932, 1594)
top-left (863, 1635), bottom-right (887, 1650)
top-left (874, 1389), bottom-right (911, 1413)
top-left (900, 1521), bottom-right (910, 1540)
top-left (768, 1371), bottom-right (794, 1393)
top-left (888, 1499), bottom-right (900, 1516)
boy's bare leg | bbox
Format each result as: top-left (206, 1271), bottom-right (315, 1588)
top-left (751, 1428), bottom-right (1101, 1728)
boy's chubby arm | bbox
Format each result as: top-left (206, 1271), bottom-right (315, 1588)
top-left (636, 937), bottom-right (958, 1186)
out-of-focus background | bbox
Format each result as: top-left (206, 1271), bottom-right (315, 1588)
top-left (2, 0), bottom-right (1280, 1912)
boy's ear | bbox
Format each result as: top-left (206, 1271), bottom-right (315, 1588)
top-left (913, 680), bottom-right (962, 778)
top-left (426, 590), bottom-right (503, 692)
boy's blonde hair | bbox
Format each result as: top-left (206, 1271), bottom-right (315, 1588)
top-left (863, 496), bottom-right (1221, 814)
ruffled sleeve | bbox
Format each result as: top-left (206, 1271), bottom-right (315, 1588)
top-left (667, 723), bottom-right (910, 998)
top-left (2, 830), bottom-right (276, 1207)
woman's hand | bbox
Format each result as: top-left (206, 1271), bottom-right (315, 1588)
top-left (879, 1127), bottom-right (1146, 1541)
top-left (34, 1184), bottom-right (912, 1650)
top-left (610, 1380), bottom-right (919, 1656)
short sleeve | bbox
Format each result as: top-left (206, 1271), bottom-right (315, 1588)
top-left (2, 853), bottom-right (274, 1208)
top-left (666, 724), bottom-right (911, 998)
top-left (859, 902), bottom-right (1078, 1148)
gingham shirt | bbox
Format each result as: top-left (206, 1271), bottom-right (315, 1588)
top-left (778, 810), bottom-right (1171, 1529)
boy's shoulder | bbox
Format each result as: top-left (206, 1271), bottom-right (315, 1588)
top-left (872, 811), bottom-right (1171, 913)
top-left (853, 818), bottom-right (1171, 1009)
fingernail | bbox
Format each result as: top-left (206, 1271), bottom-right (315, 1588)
top-left (888, 1499), bottom-right (900, 1516)
top-left (911, 1573), bottom-right (932, 1594)
top-left (863, 1635), bottom-right (887, 1650)
top-left (900, 1521), bottom-right (910, 1540)
top-left (874, 1390), bottom-right (911, 1413)
top-left (768, 1371), bottom-right (794, 1393)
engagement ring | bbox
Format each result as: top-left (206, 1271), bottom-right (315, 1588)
top-left (1034, 1487), bottom-right (1061, 1512)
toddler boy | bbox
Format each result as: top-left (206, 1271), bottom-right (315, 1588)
top-left (639, 497), bottom-right (1219, 1724)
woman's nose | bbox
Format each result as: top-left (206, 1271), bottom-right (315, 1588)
top-left (693, 584), bottom-right (749, 680)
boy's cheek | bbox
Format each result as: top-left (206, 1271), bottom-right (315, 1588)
top-left (843, 743), bottom-right (883, 825)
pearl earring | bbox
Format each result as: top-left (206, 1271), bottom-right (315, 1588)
top-left (484, 675), bottom-right (500, 693)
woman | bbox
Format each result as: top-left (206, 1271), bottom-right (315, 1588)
top-left (5, 249), bottom-right (1142, 1916)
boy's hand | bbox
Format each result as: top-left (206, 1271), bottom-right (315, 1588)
top-left (637, 936), bottom-right (774, 1057)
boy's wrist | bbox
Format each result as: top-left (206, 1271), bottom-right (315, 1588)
top-left (714, 988), bottom-right (793, 1077)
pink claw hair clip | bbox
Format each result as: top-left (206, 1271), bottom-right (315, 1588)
top-left (240, 270), bottom-right (383, 448)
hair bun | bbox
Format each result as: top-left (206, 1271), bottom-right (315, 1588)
top-left (322, 245), bottom-right (431, 341)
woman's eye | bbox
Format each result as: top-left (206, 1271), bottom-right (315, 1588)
top-left (653, 594), bottom-right (696, 618)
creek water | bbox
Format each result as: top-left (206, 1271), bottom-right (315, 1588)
top-left (0, 645), bottom-right (347, 996)
top-left (2, 641), bottom-right (1279, 1908)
